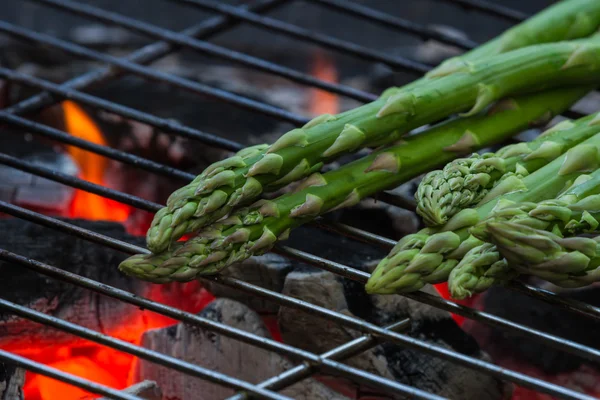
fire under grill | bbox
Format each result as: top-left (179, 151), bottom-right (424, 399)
top-left (0, 0), bottom-right (600, 399)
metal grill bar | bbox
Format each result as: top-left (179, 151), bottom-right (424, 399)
top-left (0, 21), bottom-right (308, 125)
top-left (0, 153), bottom-right (162, 212)
top-left (0, 297), bottom-right (294, 400)
top-left (0, 200), bottom-right (595, 400)
top-left (171, 0), bottom-right (430, 73)
top-left (29, 0), bottom-right (378, 103)
top-left (226, 320), bottom-right (408, 400)
top-left (0, 252), bottom-right (447, 400)
top-left (306, 0), bottom-right (478, 50)
top-left (3, 0), bottom-right (290, 117)
top-left (0, 350), bottom-right (144, 400)
top-left (0, 111), bottom-right (194, 182)
top-left (436, 0), bottom-right (527, 22)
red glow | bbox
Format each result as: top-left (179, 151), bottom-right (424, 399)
top-left (1, 101), bottom-right (216, 399)
top-left (18, 281), bottom-right (214, 400)
top-left (433, 282), bottom-right (480, 326)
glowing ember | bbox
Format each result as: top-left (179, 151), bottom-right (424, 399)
top-left (308, 50), bottom-right (339, 117)
top-left (62, 100), bottom-right (130, 222)
top-left (18, 281), bottom-right (215, 400)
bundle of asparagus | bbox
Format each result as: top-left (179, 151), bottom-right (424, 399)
top-left (144, 0), bottom-right (600, 254)
top-left (119, 88), bottom-right (586, 282)
top-left (366, 132), bottom-right (600, 294)
top-left (119, 0), bottom-right (600, 298)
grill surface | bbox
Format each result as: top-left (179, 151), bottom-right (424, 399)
top-left (0, 1), bottom-right (599, 399)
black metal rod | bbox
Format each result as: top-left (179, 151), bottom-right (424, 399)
top-left (0, 350), bottom-right (144, 400)
top-left (0, 111), bottom-right (194, 182)
top-left (0, 67), bottom-right (243, 151)
top-left (0, 249), bottom-right (443, 400)
top-left (170, 0), bottom-right (431, 73)
top-left (208, 274), bottom-right (595, 400)
top-left (435, 0), bottom-right (527, 22)
top-left (29, 0), bottom-right (378, 103)
top-left (227, 320), bottom-right (408, 400)
top-left (307, 0), bottom-right (477, 50)
top-left (3, 0), bottom-right (290, 118)
top-left (0, 153), bottom-right (162, 212)
top-left (0, 21), bottom-right (307, 125)
top-left (0, 297), bottom-right (293, 400)
top-left (0, 200), bottom-right (595, 400)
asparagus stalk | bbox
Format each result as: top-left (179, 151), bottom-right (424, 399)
top-left (146, 36), bottom-right (600, 254)
top-left (118, 87), bottom-right (588, 283)
top-left (416, 110), bottom-right (600, 227)
top-left (447, 172), bottom-right (598, 299)
top-left (424, 0), bottom-right (600, 81)
top-left (365, 132), bottom-right (600, 295)
top-left (483, 170), bottom-right (600, 287)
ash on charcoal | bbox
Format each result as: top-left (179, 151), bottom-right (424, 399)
top-left (0, 218), bottom-right (146, 347)
top-left (0, 362), bottom-right (24, 400)
top-left (464, 284), bottom-right (600, 374)
top-left (278, 265), bottom-right (511, 400)
top-left (200, 253), bottom-right (295, 314)
top-left (137, 298), bottom-right (349, 400)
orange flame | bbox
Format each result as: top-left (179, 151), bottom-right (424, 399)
top-left (61, 100), bottom-right (130, 221)
top-left (308, 51), bottom-right (339, 116)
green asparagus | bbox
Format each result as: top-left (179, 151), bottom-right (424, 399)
top-left (448, 160), bottom-right (600, 298)
top-left (479, 168), bottom-right (600, 287)
top-left (416, 110), bottom-right (600, 227)
top-left (366, 133), bottom-right (600, 295)
top-left (447, 244), bottom-right (517, 299)
top-left (118, 87), bottom-right (588, 283)
top-left (145, 35), bottom-right (600, 254)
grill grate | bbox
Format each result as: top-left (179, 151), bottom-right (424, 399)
top-left (0, 1), bottom-right (599, 399)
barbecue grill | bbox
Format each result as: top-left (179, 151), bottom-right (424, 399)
top-left (0, 1), bottom-right (599, 399)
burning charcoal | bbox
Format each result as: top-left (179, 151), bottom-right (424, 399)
top-left (0, 218), bottom-right (149, 349)
top-left (0, 362), bottom-right (24, 400)
top-left (200, 254), bottom-right (296, 314)
top-left (98, 380), bottom-right (162, 400)
top-left (136, 298), bottom-right (349, 400)
top-left (279, 268), bottom-right (512, 400)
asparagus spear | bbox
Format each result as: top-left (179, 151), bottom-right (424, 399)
top-left (365, 133), bottom-right (600, 295)
top-left (118, 87), bottom-right (588, 283)
top-left (447, 172), bottom-right (597, 299)
top-left (416, 111), bottom-right (600, 227)
top-left (447, 244), bottom-right (517, 299)
top-left (473, 168), bottom-right (600, 287)
top-left (146, 35), bottom-right (600, 254)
